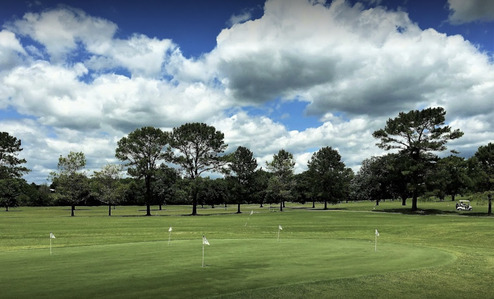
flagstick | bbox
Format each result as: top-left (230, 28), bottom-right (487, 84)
top-left (245, 210), bottom-right (254, 227)
top-left (49, 233), bottom-right (55, 255)
top-left (375, 233), bottom-right (377, 252)
top-left (202, 242), bottom-right (205, 268)
top-left (167, 227), bottom-right (173, 246)
top-left (374, 229), bottom-right (379, 252)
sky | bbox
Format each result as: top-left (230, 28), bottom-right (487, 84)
top-left (1, 0), bottom-right (494, 184)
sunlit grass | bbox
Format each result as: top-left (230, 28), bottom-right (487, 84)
top-left (1, 201), bottom-right (493, 298)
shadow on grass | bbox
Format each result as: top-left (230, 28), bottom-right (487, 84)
top-left (373, 208), bottom-right (490, 217)
top-left (3, 209), bottom-right (23, 212)
top-left (288, 207), bottom-right (348, 211)
top-left (180, 212), bottom-right (243, 216)
top-left (119, 212), bottom-right (242, 217)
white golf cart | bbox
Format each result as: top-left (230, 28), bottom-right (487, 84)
top-left (456, 200), bottom-right (472, 211)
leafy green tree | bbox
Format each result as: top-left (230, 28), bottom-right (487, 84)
top-left (169, 123), bottom-right (227, 215)
top-left (115, 127), bottom-right (170, 216)
top-left (474, 143), bottom-right (494, 214)
top-left (307, 147), bottom-right (353, 209)
top-left (170, 177), bottom-right (192, 205)
top-left (373, 107), bottom-right (463, 211)
top-left (251, 168), bottom-right (270, 208)
top-left (227, 146), bottom-right (258, 213)
top-left (351, 156), bottom-right (391, 205)
top-left (0, 132), bottom-right (30, 211)
top-left (266, 149), bottom-right (295, 212)
top-left (0, 178), bottom-right (25, 211)
top-left (293, 171), bottom-right (316, 206)
top-left (50, 151), bottom-right (89, 216)
top-left (121, 179), bottom-right (145, 205)
top-left (382, 153), bottom-right (413, 205)
top-left (427, 156), bottom-right (470, 202)
top-left (24, 183), bottom-right (53, 206)
top-left (92, 164), bottom-right (126, 216)
top-left (0, 132), bottom-right (30, 179)
top-left (152, 164), bottom-right (180, 210)
top-left (198, 178), bottom-right (230, 208)
top-left (351, 153), bottom-right (411, 206)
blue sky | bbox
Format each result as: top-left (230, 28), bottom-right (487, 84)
top-left (1, 0), bottom-right (494, 183)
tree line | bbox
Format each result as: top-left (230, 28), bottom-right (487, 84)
top-left (1, 108), bottom-right (493, 215)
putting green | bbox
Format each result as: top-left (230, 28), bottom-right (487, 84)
top-left (0, 239), bottom-right (453, 298)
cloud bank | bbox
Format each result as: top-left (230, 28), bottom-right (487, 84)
top-left (1, 0), bottom-right (493, 183)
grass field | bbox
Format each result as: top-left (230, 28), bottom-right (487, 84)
top-left (1, 200), bottom-right (493, 298)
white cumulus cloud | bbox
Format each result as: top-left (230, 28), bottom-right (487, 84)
top-left (1, 0), bottom-right (493, 183)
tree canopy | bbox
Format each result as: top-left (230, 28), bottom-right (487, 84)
top-left (50, 151), bottom-right (88, 216)
top-left (0, 132), bottom-right (30, 211)
top-left (475, 142), bottom-right (494, 189)
top-left (227, 146), bottom-right (258, 213)
top-left (427, 156), bottom-right (471, 202)
top-left (307, 146), bottom-right (352, 209)
top-left (8, 116), bottom-right (494, 215)
top-left (352, 156), bottom-right (389, 204)
top-left (0, 132), bottom-right (30, 179)
top-left (92, 164), bottom-right (125, 216)
top-left (266, 149), bottom-right (295, 211)
top-left (474, 143), bottom-right (494, 214)
top-left (373, 107), bottom-right (463, 159)
top-left (373, 107), bottom-right (463, 211)
top-left (169, 122), bottom-right (227, 215)
top-left (115, 126), bottom-right (170, 216)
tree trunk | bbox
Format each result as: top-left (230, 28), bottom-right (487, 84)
top-left (312, 199), bottom-right (315, 209)
top-left (5, 205), bottom-right (9, 212)
top-left (401, 196), bottom-right (407, 206)
top-left (279, 200), bottom-right (283, 212)
top-left (192, 202), bottom-right (197, 215)
top-left (145, 176), bottom-right (152, 216)
top-left (375, 199), bottom-right (380, 206)
top-left (159, 204), bottom-right (162, 211)
top-left (71, 205), bottom-right (75, 217)
top-left (237, 203), bottom-right (241, 214)
top-left (488, 195), bottom-right (492, 216)
top-left (108, 204), bottom-right (112, 216)
top-left (411, 192), bottom-right (418, 211)
top-left (451, 194), bottom-right (456, 202)
top-left (324, 200), bottom-right (328, 210)
top-left (192, 186), bottom-right (198, 215)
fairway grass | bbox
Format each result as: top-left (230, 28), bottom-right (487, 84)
top-left (1, 201), bottom-right (493, 298)
top-left (0, 239), bottom-right (452, 298)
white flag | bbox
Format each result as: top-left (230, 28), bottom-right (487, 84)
top-left (50, 233), bottom-right (56, 239)
top-left (279, 225), bottom-right (283, 230)
top-left (202, 236), bottom-right (210, 246)
top-left (250, 210), bottom-right (254, 216)
top-left (375, 229), bottom-right (379, 237)
top-left (169, 227), bottom-right (172, 232)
